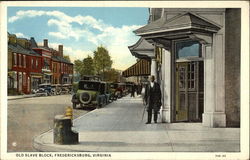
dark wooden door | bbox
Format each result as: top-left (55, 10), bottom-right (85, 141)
top-left (175, 61), bottom-right (204, 122)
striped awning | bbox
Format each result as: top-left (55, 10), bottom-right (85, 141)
top-left (122, 59), bottom-right (151, 77)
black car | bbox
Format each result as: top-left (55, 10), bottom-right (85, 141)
top-left (35, 83), bottom-right (53, 96)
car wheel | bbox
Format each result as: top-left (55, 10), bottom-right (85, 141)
top-left (79, 92), bottom-right (91, 104)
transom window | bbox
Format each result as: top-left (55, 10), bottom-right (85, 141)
top-left (176, 41), bottom-right (201, 59)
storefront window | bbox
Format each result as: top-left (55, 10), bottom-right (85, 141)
top-left (176, 41), bottom-right (201, 59)
top-left (23, 73), bottom-right (26, 86)
top-left (14, 72), bottom-right (17, 88)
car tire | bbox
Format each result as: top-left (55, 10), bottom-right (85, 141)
top-left (79, 92), bottom-right (91, 104)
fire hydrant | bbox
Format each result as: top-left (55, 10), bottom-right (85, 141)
top-left (65, 106), bottom-right (73, 120)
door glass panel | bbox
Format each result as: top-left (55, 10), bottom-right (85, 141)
top-left (179, 67), bottom-right (185, 89)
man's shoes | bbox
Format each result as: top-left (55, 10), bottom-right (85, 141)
top-left (154, 121), bottom-right (157, 123)
top-left (145, 122), bottom-right (151, 124)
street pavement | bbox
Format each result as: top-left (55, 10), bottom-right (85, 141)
top-left (8, 95), bottom-right (91, 151)
top-left (33, 95), bottom-right (240, 152)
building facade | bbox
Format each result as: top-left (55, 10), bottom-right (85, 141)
top-left (8, 33), bottom-right (42, 94)
top-left (129, 8), bottom-right (240, 127)
top-left (8, 34), bottom-right (74, 95)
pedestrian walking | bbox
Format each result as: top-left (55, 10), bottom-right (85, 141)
top-left (130, 84), bottom-right (135, 97)
top-left (144, 75), bottom-right (162, 124)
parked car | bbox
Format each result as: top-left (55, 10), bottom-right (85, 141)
top-left (51, 84), bottom-right (62, 95)
top-left (61, 84), bottom-right (72, 94)
top-left (71, 80), bottom-right (109, 109)
top-left (35, 83), bottom-right (53, 96)
top-left (109, 83), bottom-right (118, 100)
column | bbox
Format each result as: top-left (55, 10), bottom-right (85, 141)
top-left (202, 34), bottom-right (226, 127)
top-left (161, 49), bottom-right (171, 123)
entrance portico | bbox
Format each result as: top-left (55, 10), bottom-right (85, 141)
top-left (134, 11), bottom-right (227, 127)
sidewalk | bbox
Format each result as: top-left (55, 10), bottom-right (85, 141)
top-left (33, 95), bottom-right (240, 152)
top-left (8, 94), bottom-right (36, 100)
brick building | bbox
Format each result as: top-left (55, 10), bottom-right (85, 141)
top-left (8, 33), bottom-right (42, 94)
top-left (32, 39), bottom-right (53, 84)
top-left (8, 33), bottom-right (74, 95)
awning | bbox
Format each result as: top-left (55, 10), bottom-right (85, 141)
top-left (31, 76), bottom-right (43, 78)
top-left (128, 38), bottom-right (155, 59)
top-left (134, 12), bottom-right (221, 41)
top-left (122, 59), bottom-right (151, 77)
top-left (30, 72), bottom-right (43, 78)
top-left (44, 73), bottom-right (52, 76)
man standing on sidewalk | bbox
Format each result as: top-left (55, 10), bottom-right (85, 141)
top-left (144, 75), bottom-right (162, 124)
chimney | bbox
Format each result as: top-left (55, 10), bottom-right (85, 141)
top-left (44, 39), bottom-right (48, 48)
top-left (58, 45), bottom-right (63, 57)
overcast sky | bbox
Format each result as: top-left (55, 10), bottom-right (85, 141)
top-left (8, 7), bottom-right (148, 70)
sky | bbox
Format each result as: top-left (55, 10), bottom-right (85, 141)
top-left (7, 7), bottom-right (149, 70)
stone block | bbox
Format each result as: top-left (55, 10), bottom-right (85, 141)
top-left (53, 115), bottom-right (78, 145)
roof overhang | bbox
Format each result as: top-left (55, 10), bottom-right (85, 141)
top-left (128, 38), bottom-right (155, 59)
top-left (134, 12), bottom-right (221, 46)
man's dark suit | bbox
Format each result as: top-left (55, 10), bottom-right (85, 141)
top-left (144, 82), bottom-right (162, 123)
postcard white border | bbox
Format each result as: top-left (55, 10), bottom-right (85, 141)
top-left (0, 1), bottom-right (249, 160)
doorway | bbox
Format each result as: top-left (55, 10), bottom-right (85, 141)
top-left (175, 61), bottom-right (204, 122)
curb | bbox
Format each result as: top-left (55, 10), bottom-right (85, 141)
top-left (33, 106), bottom-right (101, 151)
top-left (8, 95), bottom-right (36, 100)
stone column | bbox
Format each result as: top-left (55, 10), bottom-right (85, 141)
top-left (161, 49), bottom-right (171, 123)
top-left (202, 34), bottom-right (226, 127)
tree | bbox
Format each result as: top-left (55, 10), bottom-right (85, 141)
top-left (74, 56), bottom-right (95, 79)
top-left (93, 46), bottom-right (112, 80)
top-left (74, 59), bottom-right (84, 76)
top-left (104, 68), bottom-right (121, 82)
top-left (82, 55), bottom-right (95, 76)
top-left (63, 55), bottom-right (71, 62)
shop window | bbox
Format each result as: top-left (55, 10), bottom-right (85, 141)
top-left (176, 41), bottom-right (201, 59)
top-left (23, 73), bottom-right (26, 86)
top-left (13, 72), bottom-right (17, 88)
top-left (8, 77), bottom-right (14, 89)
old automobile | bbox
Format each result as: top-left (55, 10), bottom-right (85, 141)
top-left (61, 84), bottom-right (72, 94)
top-left (51, 84), bottom-right (61, 95)
top-left (35, 83), bottom-right (53, 96)
top-left (109, 83), bottom-right (118, 100)
top-left (71, 80), bottom-right (109, 109)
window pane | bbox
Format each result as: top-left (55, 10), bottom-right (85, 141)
top-left (176, 41), bottom-right (200, 58)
